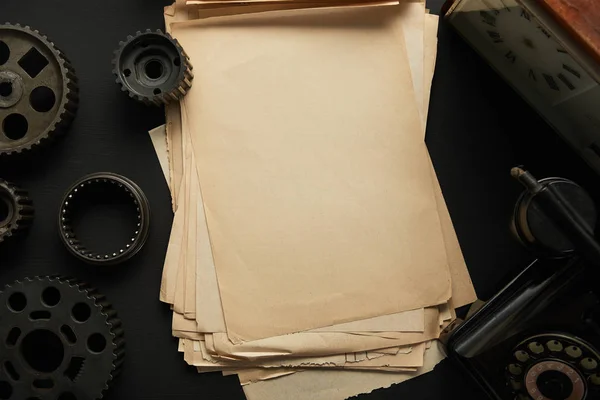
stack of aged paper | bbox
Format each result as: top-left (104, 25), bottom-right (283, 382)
top-left (150, 1), bottom-right (478, 398)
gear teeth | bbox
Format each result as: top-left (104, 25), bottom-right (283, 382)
top-left (0, 179), bottom-right (34, 244)
top-left (0, 276), bottom-right (125, 399)
top-left (0, 23), bottom-right (79, 156)
top-left (112, 29), bottom-right (194, 106)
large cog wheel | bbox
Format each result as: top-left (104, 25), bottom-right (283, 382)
top-left (0, 23), bottom-right (79, 156)
top-left (0, 276), bottom-right (124, 400)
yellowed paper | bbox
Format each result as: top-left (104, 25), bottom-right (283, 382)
top-left (173, 5), bottom-right (451, 342)
top-left (160, 6), bottom-right (474, 329)
top-left (192, 339), bottom-right (422, 371)
top-left (423, 13), bottom-right (438, 126)
top-left (159, 6), bottom-right (464, 388)
top-left (161, 4), bottom-right (476, 330)
top-left (193, 335), bottom-right (421, 369)
top-left (162, 3), bottom-right (441, 342)
top-left (172, 138), bottom-right (194, 314)
top-left (166, 10), bottom-right (432, 340)
top-left (182, 113), bottom-right (199, 320)
top-left (156, 6), bottom-right (462, 396)
top-left (345, 342), bottom-right (425, 368)
top-left (423, 14), bottom-right (477, 309)
top-left (183, 81), bottom-right (427, 335)
top-left (238, 368), bottom-right (298, 385)
top-left (207, 308), bottom-right (440, 360)
top-left (310, 309), bottom-right (423, 333)
top-left (184, 174), bottom-right (197, 318)
top-left (183, 103), bottom-right (227, 332)
top-left (149, 125), bottom-right (171, 186)
top-left (242, 340), bottom-right (446, 397)
top-left (160, 201), bottom-right (185, 303)
top-left (396, 1), bottom-right (425, 124)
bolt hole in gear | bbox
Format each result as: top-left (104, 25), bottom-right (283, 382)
top-left (58, 173), bottom-right (150, 266)
top-left (0, 179), bottom-right (33, 245)
top-left (0, 277), bottom-right (124, 400)
top-left (0, 82), bottom-right (11, 97)
top-left (0, 24), bottom-right (78, 156)
top-left (113, 29), bottom-right (193, 106)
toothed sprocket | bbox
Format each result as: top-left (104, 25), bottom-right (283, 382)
top-left (0, 276), bottom-right (125, 400)
top-left (0, 23), bottom-right (79, 156)
top-left (112, 29), bottom-right (193, 106)
top-left (0, 178), bottom-right (33, 244)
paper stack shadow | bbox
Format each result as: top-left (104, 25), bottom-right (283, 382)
top-left (148, 1), bottom-right (478, 399)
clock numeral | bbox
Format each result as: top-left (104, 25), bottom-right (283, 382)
top-left (557, 48), bottom-right (568, 54)
top-left (528, 69), bottom-right (536, 82)
top-left (543, 73), bottom-right (560, 91)
top-left (482, 0), bottom-right (501, 15)
top-left (504, 50), bottom-right (516, 64)
top-left (520, 9), bottom-right (531, 20)
top-left (480, 11), bottom-right (497, 27)
top-left (487, 30), bottom-right (503, 44)
top-left (498, 0), bottom-right (511, 12)
top-left (537, 26), bottom-right (552, 39)
top-left (563, 64), bottom-right (581, 79)
top-left (558, 73), bottom-right (575, 90)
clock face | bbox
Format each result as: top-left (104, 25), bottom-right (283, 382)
top-left (447, 0), bottom-right (600, 174)
top-left (467, 0), bottom-right (596, 105)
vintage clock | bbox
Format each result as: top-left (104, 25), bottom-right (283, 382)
top-left (444, 0), bottom-right (600, 173)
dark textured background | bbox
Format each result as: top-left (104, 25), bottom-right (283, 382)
top-left (0, 0), bottom-right (597, 399)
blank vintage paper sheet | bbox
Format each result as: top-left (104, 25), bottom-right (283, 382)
top-left (154, 4), bottom-right (469, 395)
top-left (172, 5), bottom-right (451, 342)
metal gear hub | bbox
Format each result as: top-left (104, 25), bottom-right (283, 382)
top-left (0, 276), bottom-right (124, 400)
top-left (112, 29), bottom-right (193, 106)
top-left (0, 178), bottom-right (33, 244)
top-left (0, 23), bottom-right (79, 156)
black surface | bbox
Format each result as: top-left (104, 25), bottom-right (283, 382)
top-left (0, 0), bottom-right (598, 399)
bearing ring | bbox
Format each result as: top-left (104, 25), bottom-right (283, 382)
top-left (58, 173), bottom-right (150, 266)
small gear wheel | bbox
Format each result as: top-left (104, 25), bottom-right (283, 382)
top-left (0, 23), bottom-right (79, 156)
top-left (0, 276), bottom-right (125, 400)
top-left (112, 29), bottom-right (193, 106)
top-left (0, 178), bottom-right (33, 244)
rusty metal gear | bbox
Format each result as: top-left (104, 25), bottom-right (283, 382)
top-left (112, 29), bottom-right (193, 106)
top-left (0, 276), bottom-right (125, 400)
top-left (0, 23), bottom-right (79, 156)
top-left (0, 178), bottom-right (33, 244)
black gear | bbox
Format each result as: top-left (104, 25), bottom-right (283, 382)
top-left (0, 276), bottom-right (124, 400)
top-left (0, 178), bottom-right (33, 244)
top-left (0, 23), bottom-right (79, 156)
top-left (112, 29), bottom-right (193, 106)
top-left (58, 173), bottom-right (151, 266)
